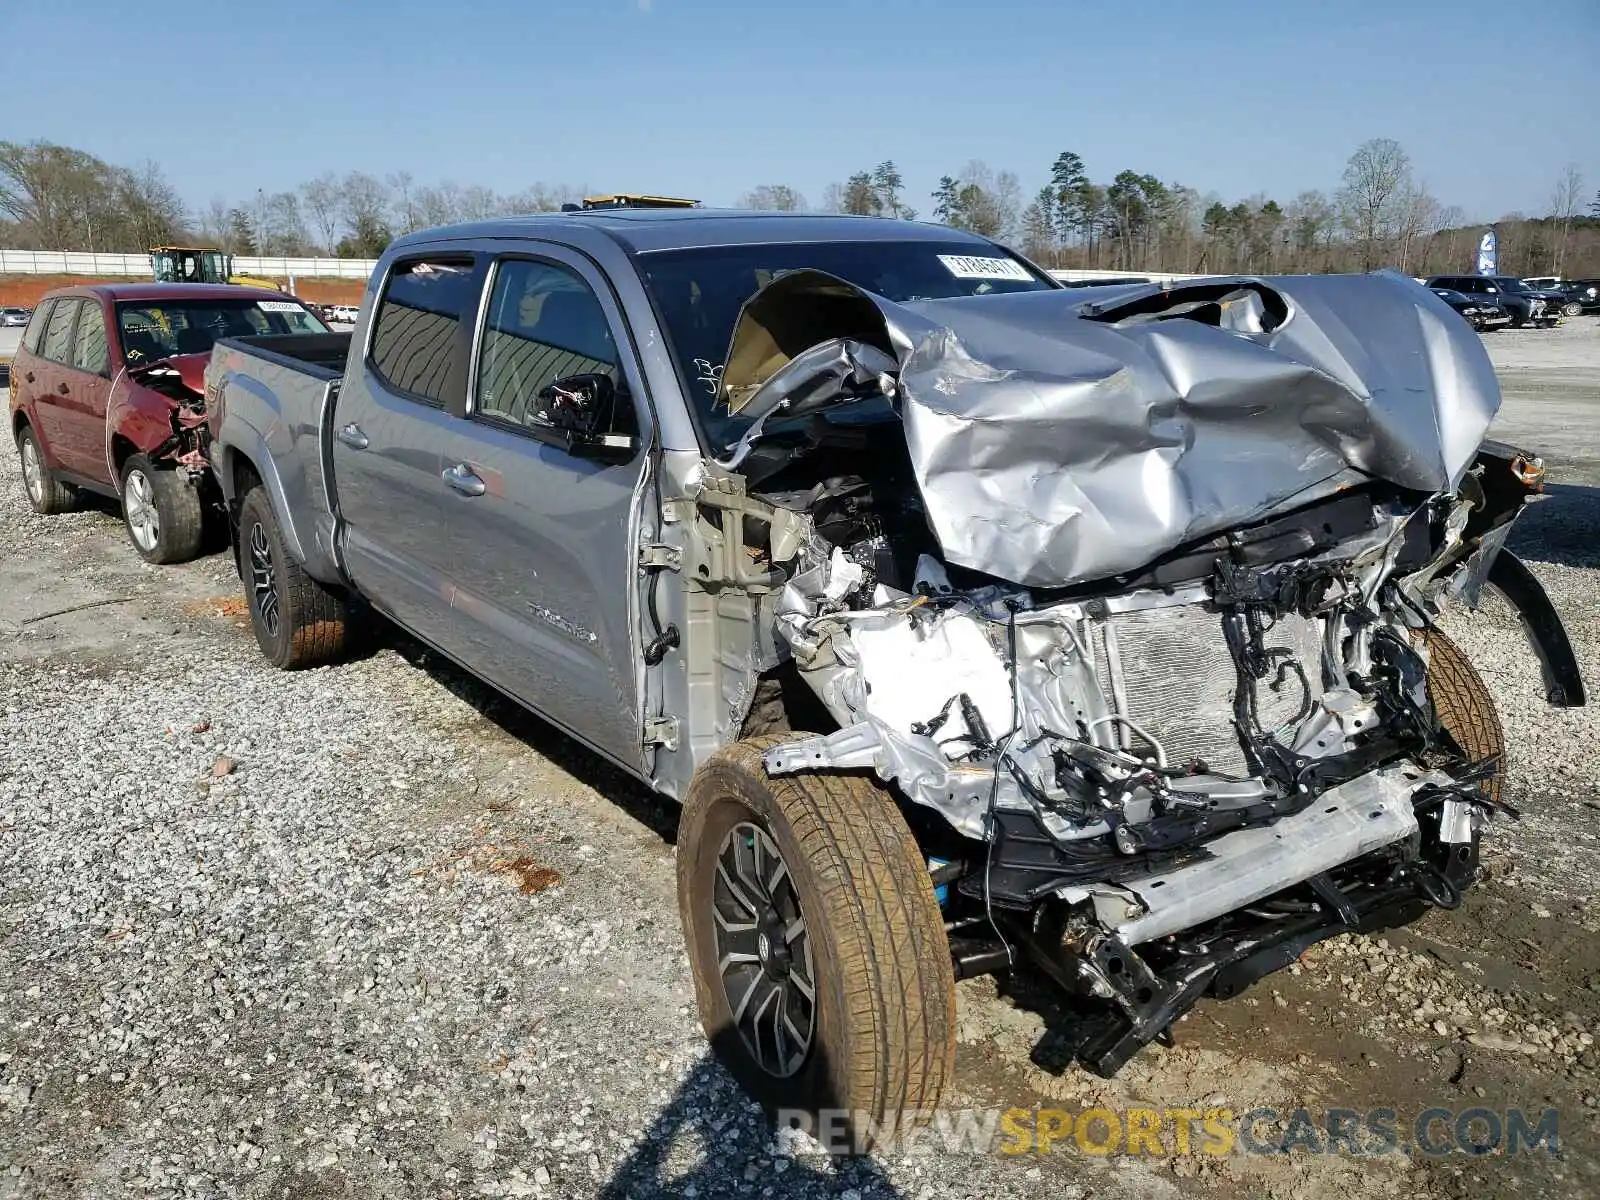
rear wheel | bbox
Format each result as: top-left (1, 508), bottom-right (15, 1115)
top-left (238, 485), bottom-right (349, 669)
top-left (677, 736), bottom-right (956, 1153)
top-left (16, 426), bottom-right (75, 515)
top-left (120, 454), bottom-right (204, 564)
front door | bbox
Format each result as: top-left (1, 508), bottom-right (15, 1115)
top-left (434, 249), bottom-right (652, 769)
top-left (331, 253), bottom-right (483, 652)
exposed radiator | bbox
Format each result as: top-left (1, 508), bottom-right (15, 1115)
top-left (1092, 602), bottom-right (1325, 776)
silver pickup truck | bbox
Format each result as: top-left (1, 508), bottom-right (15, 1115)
top-left (204, 210), bottom-right (1584, 1150)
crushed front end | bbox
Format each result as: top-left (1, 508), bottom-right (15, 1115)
top-left (707, 271), bottom-right (1583, 1074)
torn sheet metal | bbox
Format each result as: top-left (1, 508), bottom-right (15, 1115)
top-left (721, 270), bottom-right (1500, 589)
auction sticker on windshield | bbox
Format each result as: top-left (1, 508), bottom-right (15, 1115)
top-left (937, 254), bottom-right (1034, 281)
top-left (257, 301), bottom-right (304, 312)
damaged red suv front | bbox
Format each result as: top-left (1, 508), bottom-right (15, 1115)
top-left (9, 284), bottom-right (327, 562)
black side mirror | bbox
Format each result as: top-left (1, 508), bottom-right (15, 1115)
top-left (534, 372), bottom-right (639, 462)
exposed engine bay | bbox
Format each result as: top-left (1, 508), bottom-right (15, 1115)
top-left (685, 271), bottom-right (1587, 1074)
top-left (127, 354), bottom-right (212, 472)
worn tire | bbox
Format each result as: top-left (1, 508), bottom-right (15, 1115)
top-left (1425, 629), bottom-right (1505, 804)
top-left (677, 736), bottom-right (956, 1153)
top-left (120, 454), bottom-right (204, 564)
top-left (16, 425), bottom-right (75, 515)
top-left (238, 485), bottom-right (349, 669)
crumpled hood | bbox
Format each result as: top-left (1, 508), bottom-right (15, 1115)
top-left (720, 270), bottom-right (1500, 588)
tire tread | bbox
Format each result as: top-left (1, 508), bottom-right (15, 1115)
top-left (680, 737), bottom-right (955, 1147)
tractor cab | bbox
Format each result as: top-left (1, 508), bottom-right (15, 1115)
top-left (150, 246), bottom-right (232, 285)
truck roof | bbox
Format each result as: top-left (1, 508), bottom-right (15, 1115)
top-left (391, 209), bottom-right (1008, 256)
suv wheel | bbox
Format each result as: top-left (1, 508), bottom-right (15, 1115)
top-left (1561, 300), bottom-right (1582, 318)
top-left (16, 426), bottom-right (75, 515)
top-left (238, 485), bottom-right (349, 668)
top-left (677, 736), bottom-right (956, 1153)
top-left (120, 455), bottom-right (204, 564)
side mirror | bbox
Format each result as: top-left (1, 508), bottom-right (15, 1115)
top-left (534, 372), bottom-right (639, 462)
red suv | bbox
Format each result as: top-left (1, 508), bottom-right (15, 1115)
top-left (9, 283), bottom-right (327, 562)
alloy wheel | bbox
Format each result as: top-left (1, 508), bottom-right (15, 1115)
top-left (248, 521), bottom-right (281, 638)
top-left (123, 469), bottom-right (160, 552)
top-left (20, 437), bottom-right (44, 504)
top-left (712, 820), bottom-right (817, 1078)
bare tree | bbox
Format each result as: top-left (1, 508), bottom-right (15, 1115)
top-left (1393, 180), bottom-right (1444, 274)
top-left (387, 170), bottom-right (420, 235)
top-left (196, 197), bottom-right (231, 246)
top-left (1549, 164), bottom-right (1584, 274)
top-left (340, 172), bottom-right (390, 233)
top-left (115, 161), bottom-right (187, 250)
top-left (738, 184), bottom-right (806, 211)
top-left (300, 173), bottom-right (341, 253)
top-left (1337, 138), bottom-right (1411, 270)
top-left (1286, 190), bottom-right (1335, 271)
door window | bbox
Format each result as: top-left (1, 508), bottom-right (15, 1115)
top-left (21, 300), bottom-right (53, 354)
top-left (71, 303), bottom-right (110, 376)
top-left (368, 257), bottom-right (477, 405)
top-left (473, 258), bottom-right (635, 437)
top-left (40, 300), bottom-right (81, 365)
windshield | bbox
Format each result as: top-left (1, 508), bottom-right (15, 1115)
top-left (636, 240), bottom-right (1054, 445)
top-left (116, 299), bottom-right (329, 363)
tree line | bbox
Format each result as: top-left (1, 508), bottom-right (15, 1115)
top-left (2, 137), bottom-right (1596, 278)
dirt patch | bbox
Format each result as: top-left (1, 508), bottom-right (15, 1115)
top-left (417, 840), bottom-right (564, 896)
top-left (182, 595), bottom-right (248, 618)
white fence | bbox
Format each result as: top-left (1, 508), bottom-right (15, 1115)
top-left (0, 249), bottom-right (378, 279)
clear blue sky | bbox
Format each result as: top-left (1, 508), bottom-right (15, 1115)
top-left (5, 0), bottom-right (1596, 221)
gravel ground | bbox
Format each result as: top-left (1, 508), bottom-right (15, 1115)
top-left (2, 317), bottom-right (1599, 1199)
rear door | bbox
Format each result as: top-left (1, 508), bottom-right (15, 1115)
top-left (433, 248), bottom-right (652, 768)
top-left (57, 299), bottom-right (114, 482)
top-left (26, 300), bottom-right (81, 469)
top-left (332, 252), bottom-right (484, 651)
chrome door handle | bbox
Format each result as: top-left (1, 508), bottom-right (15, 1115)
top-left (337, 423), bottom-right (369, 450)
top-left (442, 463), bottom-right (486, 497)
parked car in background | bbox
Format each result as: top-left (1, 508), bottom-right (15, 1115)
top-left (1548, 282), bottom-right (1588, 318)
top-left (1568, 279), bottom-right (1600, 312)
top-left (9, 283), bottom-right (328, 562)
top-left (199, 211), bottom-right (1582, 1138)
top-left (1425, 275), bottom-right (1558, 327)
top-left (2, 307), bottom-right (32, 327)
top-left (1429, 286), bottom-right (1511, 331)
top-left (1522, 276), bottom-right (1562, 291)
top-left (327, 303), bottom-right (360, 324)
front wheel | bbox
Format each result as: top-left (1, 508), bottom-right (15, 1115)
top-left (1425, 629), bottom-right (1505, 804)
top-left (120, 455), bottom-right (204, 564)
top-left (1561, 301), bottom-right (1582, 318)
top-left (237, 486), bottom-right (349, 669)
top-left (677, 737), bottom-right (956, 1153)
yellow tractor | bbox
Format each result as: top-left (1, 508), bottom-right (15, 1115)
top-left (149, 246), bottom-right (282, 291)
